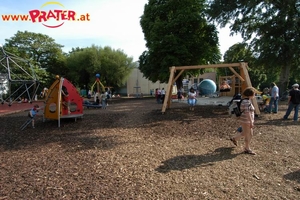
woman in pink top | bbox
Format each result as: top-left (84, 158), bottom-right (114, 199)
top-left (230, 87), bottom-right (256, 155)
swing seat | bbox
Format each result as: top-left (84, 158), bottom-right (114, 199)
top-left (220, 88), bottom-right (231, 92)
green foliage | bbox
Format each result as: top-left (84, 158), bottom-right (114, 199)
top-left (99, 46), bottom-right (136, 88)
top-left (139, 0), bottom-right (221, 87)
top-left (66, 46), bottom-right (135, 90)
top-left (208, 0), bottom-right (300, 95)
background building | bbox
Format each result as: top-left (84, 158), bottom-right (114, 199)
top-left (118, 68), bottom-right (216, 97)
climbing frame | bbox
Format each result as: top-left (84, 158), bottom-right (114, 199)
top-left (43, 76), bottom-right (83, 127)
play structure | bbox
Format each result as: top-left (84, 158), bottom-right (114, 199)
top-left (197, 79), bottom-right (217, 95)
top-left (82, 73), bottom-right (104, 108)
top-left (162, 62), bottom-right (260, 115)
top-left (43, 76), bottom-right (83, 127)
top-left (82, 99), bottom-right (102, 109)
top-left (0, 46), bottom-right (39, 105)
top-left (90, 73), bottom-right (105, 101)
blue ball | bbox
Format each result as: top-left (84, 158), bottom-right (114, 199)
top-left (96, 74), bottom-right (100, 78)
top-left (198, 79), bottom-right (217, 95)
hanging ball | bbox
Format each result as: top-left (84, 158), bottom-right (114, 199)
top-left (198, 79), bottom-right (217, 95)
top-left (55, 75), bottom-right (60, 79)
top-left (96, 74), bottom-right (100, 78)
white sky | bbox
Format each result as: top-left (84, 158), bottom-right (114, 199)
top-left (0, 0), bottom-right (243, 61)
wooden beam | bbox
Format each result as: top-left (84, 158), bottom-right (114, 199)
top-left (240, 63), bottom-right (260, 115)
top-left (173, 63), bottom-right (241, 70)
top-left (172, 69), bottom-right (185, 84)
top-left (162, 67), bottom-right (176, 113)
top-left (228, 66), bottom-right (245, 82)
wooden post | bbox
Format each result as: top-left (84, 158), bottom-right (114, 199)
top-left (162, 66), bottom-right (175, 113)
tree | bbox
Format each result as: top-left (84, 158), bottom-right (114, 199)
top-left (66, 46), bottom-right (101, 89)
top-left (66, 46), bottom-right (135, 91)
top-left (208, 0), bottom-right (300, 95)
top-left (99, 46), bottom-right (136, 89)
top-left (139, 0), bottom-right (221, 89)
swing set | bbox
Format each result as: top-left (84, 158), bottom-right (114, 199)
top-left (162, 62), bottom-right (260, 115)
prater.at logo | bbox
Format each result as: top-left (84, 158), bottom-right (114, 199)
top-left (29, 1), bottom-right (90, 28)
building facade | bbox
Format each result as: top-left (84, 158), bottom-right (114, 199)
top-left (118, 68), bottom-right (216, 97)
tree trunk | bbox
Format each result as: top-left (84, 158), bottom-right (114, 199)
top-left (278, 64), bottom-right (291, 96)
top-left (175, 75), bottom-right (183, 90)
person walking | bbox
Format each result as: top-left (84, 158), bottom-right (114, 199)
top-left (230, 87), bottom-right (256, 155)
top-left (283, 83), bottom-right (300, 121)
top-left (268, 82), bottom-right (279, 113)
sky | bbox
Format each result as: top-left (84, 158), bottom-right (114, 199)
top-left (0, 0), bottom-right (243, 61)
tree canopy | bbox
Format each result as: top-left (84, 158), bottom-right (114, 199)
top-left (208, 0), bottom-right (300, 94)
top-left (139, 0), bottom-right (221, 88)
top-left (66, 46), bottom-right (136, 91)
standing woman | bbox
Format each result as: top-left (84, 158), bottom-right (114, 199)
top-left (188, 87), bottom-right (197, 110)
top-left (268, 82), bottom-right (279, 113)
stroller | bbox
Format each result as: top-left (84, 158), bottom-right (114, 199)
top-left (227, 93), bottom-right (242, 107)
top-left (227, 93), bottom-right (242, 116)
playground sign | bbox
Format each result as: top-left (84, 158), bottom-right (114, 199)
top-left (1, 1), bottom-right (90, 28)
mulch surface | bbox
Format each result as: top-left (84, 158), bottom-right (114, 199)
top-left (0, 98), bottom-right (299, 199)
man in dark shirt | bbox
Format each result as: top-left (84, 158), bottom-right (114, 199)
top-left (283, 83), bottom-right (300, 121)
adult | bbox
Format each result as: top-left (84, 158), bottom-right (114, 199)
top-left (177, 87), bottom-right (183, 101)
top-left (157, 88), bottom-right (161, 103)
top-left (268, 82), bottom-right (279, 113)
top-left (188, 87), bottom-right (197, 110)
top-left (155, 88), bottom-right (159, 103)
top-left (161, 88), bottom-right (166, 104)
top-left (283, 83), bottom-right (300, 121)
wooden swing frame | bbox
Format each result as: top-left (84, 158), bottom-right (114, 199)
top-left (161, 62), bottom-right (260, 115)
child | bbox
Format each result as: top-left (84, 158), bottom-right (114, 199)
top-left (92, 96), bottom-right (100, 105)
top-left (261, 88), bottom-right (271, 112)
top-left (100, 91), bottom-right (107, 109)
top-left (230, 87), bottom-right (256, 155)
top-left (28, 104), bottom-right (39, 128)
top-left (220, 80), bottom-right (231, 91)
top-left (188, 87), bottom-right (197, 110)
top-left (61, 86), bottom-right (71, 114)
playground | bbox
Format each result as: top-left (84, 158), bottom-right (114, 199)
top-left (0, 97), bottom-right (299, 199)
